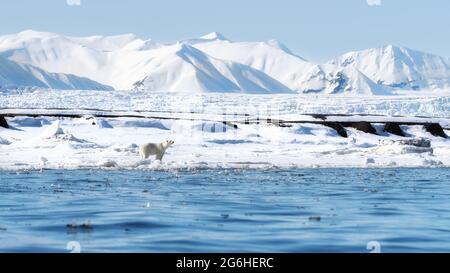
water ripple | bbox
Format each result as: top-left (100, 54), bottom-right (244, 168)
top-left (0, 168), bottom-right (449, 252)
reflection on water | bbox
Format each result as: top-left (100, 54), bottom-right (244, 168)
top-left (0, 168), bottom-right (449, 252)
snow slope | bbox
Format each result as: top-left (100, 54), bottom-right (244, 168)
top-left (131, 43), bottom-right (292, 93)
top-left (329, 45), bottom-right (450, 90)
top-left (0, 30), bottom-right (291, 93)
top-left (1, 31), bottom-right (449, 94)
top-left (0, 55), bottom-right (112, 90)
top-left (192, 34), bottom-right (388, 94)
top-left (0, 30), bottom-right (117, 87)
top-left (0, 30), bottom-right (387, 94)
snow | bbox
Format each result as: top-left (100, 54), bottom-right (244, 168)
top-left (40, 120), bottom-right (64, 139)
top-left (0, 55), bottom-right (112, 90)
top-left (131, 43), bottom-right (292, 93)
top-left (0, 31), bottom-right (449, 170)
top-left (0, 136), bottom-right (11, 145)
top-left (1, 114), bottom-right (449, 171)
top-left (0, 30), bottom-right (116, 89)
top-left (194, 38), bottom-right (389, 94)
top-left (329, 45), bottom-right (450, 90)
top-left (1, 89), bottom-right (449, 171)
top-left (1, 30), bottom-right (449, 94)
top-left (0, 30), bottom-right (297, 92)
top-left (0, 30), bottom-right (396, 94)
top-left (1, 89), bottom-right (449, 118)
top-left (187, 31), bottom-right (230, 44)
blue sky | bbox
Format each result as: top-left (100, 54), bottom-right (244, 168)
top-left (1, 0), bottom-right (449, 62)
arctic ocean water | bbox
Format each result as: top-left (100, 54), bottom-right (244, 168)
top-left (0, 168), bottom-right (449, 252)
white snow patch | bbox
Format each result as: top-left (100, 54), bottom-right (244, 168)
top-left (0, 136), bottom-right (11, 145)
top-left (40, 120), bottom-right (65, 139)
top-left (1, 117), bottom-right (448, 171)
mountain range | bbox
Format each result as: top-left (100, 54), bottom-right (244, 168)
top-left (0, 30), bottom-right (449, 95)
top-left (328, 45), bottom-right (450, 90)
top-left (0, 55), bottom-right (111, 91)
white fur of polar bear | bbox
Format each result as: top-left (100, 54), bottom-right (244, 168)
top-left (139, 140), bottom-right (174, 161)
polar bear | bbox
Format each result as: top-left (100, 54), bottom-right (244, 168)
top-left (139, 140), bottom-right (174, 161)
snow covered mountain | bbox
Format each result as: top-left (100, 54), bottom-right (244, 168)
top-left (2, 30), bottom-right (447, 94)
top-left (329, 45), bottom-right (450, 90)
top-left (193, 36), bottom-right (388, 94)
top-left (0, 30), bottom-right (122, 88)
top-left (131, 43), bottom-right (291, 93)
top-left (0, 55), bottom-right (112, 90)
top-left (0, 30), bottom-right (291, 92)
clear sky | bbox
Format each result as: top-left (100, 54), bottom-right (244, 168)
top-left (1, 0), bottom-right (449, 62)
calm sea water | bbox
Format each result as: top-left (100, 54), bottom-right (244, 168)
top-left (0, 168), bottom-right (449, 252)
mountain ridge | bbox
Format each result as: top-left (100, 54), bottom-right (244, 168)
top-left (0, 30), bottom-right (448, 94)
top-left (329, 44), bottom-right (450, 90)
top-left (0, 55), bottom-right (112, 90)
